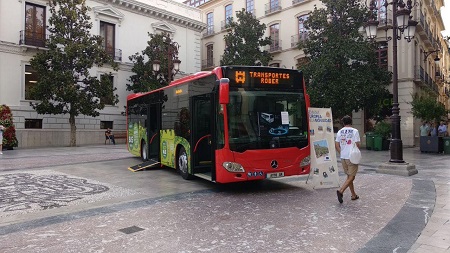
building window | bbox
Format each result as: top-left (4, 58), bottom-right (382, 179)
top-left (24, 2), bottom-right (46, 47)
top-left (298, 15), bottom-right (309, 41)
top-left (184, 0), bottom-right (210, 7)
top-left (376, 0), bottom-right (387, 23)
top-left (100, 121), bottom-right (113, 129)
top-left (100, 21), bottom-right (115, 59)
top-left (206, 12), bottom-right (214, 35)
top-left (270, 0), bottom-right (279, 10)
top-left (225, 4), bottom-right (233, 24)
top-left (100, 75), bottom-right (114, 105)
top-left (25, 119), bottom-right (43, 129)
top-left (246, 0), bottom-right (254, 14)
top-left (377, 41), bottom-right (388, 68)
top-left (270, 24), bottom-right (280, 51)
top-left (207, 44), bottom-right (214, 67)
top-left (25, 65), bottom-right (39, 100)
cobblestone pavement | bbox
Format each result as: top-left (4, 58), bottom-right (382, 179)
top-left (0, 145), bottom-right (132, 171)
top-left (0, 145), bottom-right (448, 252)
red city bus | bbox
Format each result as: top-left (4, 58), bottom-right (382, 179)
top-left (126, 66), bottom-right (310, 183)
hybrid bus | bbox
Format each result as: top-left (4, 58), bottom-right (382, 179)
top-left (126, 66), bottom-right (310, 183)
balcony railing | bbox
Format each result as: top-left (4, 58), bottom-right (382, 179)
top-left (203, 28), bottom-right (215, 38)
top-left (265, 2), bottom-right (282, 15)
top-left (202, 58), bottom-right (215, 69)
top-left (19, 30), bottom-right (48, 48)
top-left (414, 65), bottom-right (425, 81)
top-left (292, 0), bottom-right (306, 5)
top-left (221, 20), bottom-right (232, 31)
top-left (268, 39), bottom-right (282, 52)
top-left (291, 33), bottom-right (308, 48)
top-left (103, 47), bottom-right (122, 62)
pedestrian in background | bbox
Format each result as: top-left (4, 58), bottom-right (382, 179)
top-left (430, 122), bottom-right (437, 137)
top-left (0, 125), bottom-right (4, 155)
top-left (335, 115), bottom-right (361, 203)
top-left (419, 121), bottom-right (430, 137)
top-left (438, 121), bottom-right (448, 137)
top-left (105, 128), bottom-right (116, 145)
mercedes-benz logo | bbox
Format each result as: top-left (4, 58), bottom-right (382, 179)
top-left (270, 160), bottom-right (278, 169)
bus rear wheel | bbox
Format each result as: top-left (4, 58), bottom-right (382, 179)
top-left (177, 146), bottom-right (192, 180)
top-left (141, 140), bottom-right (148, 161)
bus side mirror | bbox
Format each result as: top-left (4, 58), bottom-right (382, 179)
top-left (219, 78), bottom-right (230, 104)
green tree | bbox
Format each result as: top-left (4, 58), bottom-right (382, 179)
top-left (220, 9), bottom-right (272, 66)
top-left (127, 33), bottom-right (181, 92)
top-left (409, 91), bottom-right (448, 124)
top-left (298, 0), bottom-right (392, 119)
top-left (30, 0), bottom-right (118, 147)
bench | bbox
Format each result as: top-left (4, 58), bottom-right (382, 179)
top-left (105, 131), bottom-right (127, 144)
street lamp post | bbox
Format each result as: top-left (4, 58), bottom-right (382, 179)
top-left (364, 0), bottom-right (418, 175)
top-left (152, 36), bottom-right (181, 83)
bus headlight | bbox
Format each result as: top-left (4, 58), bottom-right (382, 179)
top-left (222, 162), bottom-right (244, 172)
top-left (300, 156), bottom-right (311, 167)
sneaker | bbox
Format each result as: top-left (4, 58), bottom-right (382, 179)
top-left (0, 152), bottom-right (3, 154)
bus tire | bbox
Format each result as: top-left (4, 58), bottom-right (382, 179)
top-left (177, 146), bottom-right (192, 180)
top-left (141, 140), bottom-right (148, 161)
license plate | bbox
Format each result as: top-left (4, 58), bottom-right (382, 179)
top-left (266, 172), bottom-right (284, 179)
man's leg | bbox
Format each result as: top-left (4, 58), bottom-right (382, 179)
top-left (111, 135), bottom-right (115, 145)
top-left (339, 175), bottom-right (355, 194)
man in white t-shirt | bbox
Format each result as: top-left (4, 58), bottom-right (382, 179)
top-left (335, 115), bottom-right (361, 203)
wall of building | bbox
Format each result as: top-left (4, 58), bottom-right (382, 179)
top-left (0, 0), bottom-right (205, 148)
top-left (193, 0), bottom-right (449, 148)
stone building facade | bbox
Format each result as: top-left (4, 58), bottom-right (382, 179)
top-left (0, 0), bottom-right (205, 148)
top-left (185, 0), bottom-right (450, 147)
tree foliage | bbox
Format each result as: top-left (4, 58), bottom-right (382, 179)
top-left (409, 91), bottom-right (448, 123)
top-left (220, 9), bottom-right (272, 66)
top-left (127, 33), bottom-right (181, 92)
top-left (30, 0), bottom-right (118, 146)
top-left (298, 0), bottom-right (392, 119)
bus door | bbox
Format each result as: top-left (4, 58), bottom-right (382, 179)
top-left (148, 103), bottom-right (161, 161)
top-left (191, 94), bottom-right (215, 180)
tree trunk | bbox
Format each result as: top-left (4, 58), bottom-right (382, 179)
top-left (69, 114), bottom-right (77, 147)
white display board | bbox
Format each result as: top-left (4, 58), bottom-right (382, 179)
top-left (307, 108), bottom-right (340, 189)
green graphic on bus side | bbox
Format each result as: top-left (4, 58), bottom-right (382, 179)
top-left (160, 129), bottom-right (190, 172)
top-left (128, 121), bottom-right (147, 157)
top-left (161, 140), bottom-right (168, 159)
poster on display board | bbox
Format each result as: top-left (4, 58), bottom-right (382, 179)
top-left (307, 108), bottom-right (340, 189)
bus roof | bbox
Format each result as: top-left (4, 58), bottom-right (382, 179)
top-left (127, 69), bottom-right (220, 101)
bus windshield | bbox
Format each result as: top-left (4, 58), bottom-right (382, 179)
top-left (227, 90), bottom-right (308, 152)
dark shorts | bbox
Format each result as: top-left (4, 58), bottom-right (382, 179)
top-left (342, 159), bottom-right (358, 177)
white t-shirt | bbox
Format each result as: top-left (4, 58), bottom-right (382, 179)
top-left (335, 126), bottom-right (360, 159)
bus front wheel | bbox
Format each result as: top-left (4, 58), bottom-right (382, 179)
top-left (141, 140), bottom-right (148, 161)
top-left (177, 146), bottom-right (192, 180)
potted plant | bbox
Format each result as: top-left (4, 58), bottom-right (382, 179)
top-left (0, 104), bottom-right (18, 150)
top-left (409, 92), bottom-right (448, 153)
top-left (373, 120), bottom-right (391, 150)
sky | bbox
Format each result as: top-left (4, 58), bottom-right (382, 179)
top-left (442, 0), bottom-right (450, 36)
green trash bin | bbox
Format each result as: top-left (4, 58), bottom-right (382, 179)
top-left (366, 132), bottom-right (374, 150)
top-left (373, 135), bottom-right (383, 151)
top-left (443, 137), bottom-right (450, 154)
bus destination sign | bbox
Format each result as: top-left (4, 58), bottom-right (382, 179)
top-left (225, 67), bottom-right (300, 89)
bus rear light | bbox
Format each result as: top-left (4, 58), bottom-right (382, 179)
top-left (300, 155), bottom-right (311, 167)
top-left (222, 162), bottom-right (244, 172)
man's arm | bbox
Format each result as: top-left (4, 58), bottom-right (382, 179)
top-left (335, 141), bottom-right (341, 153)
